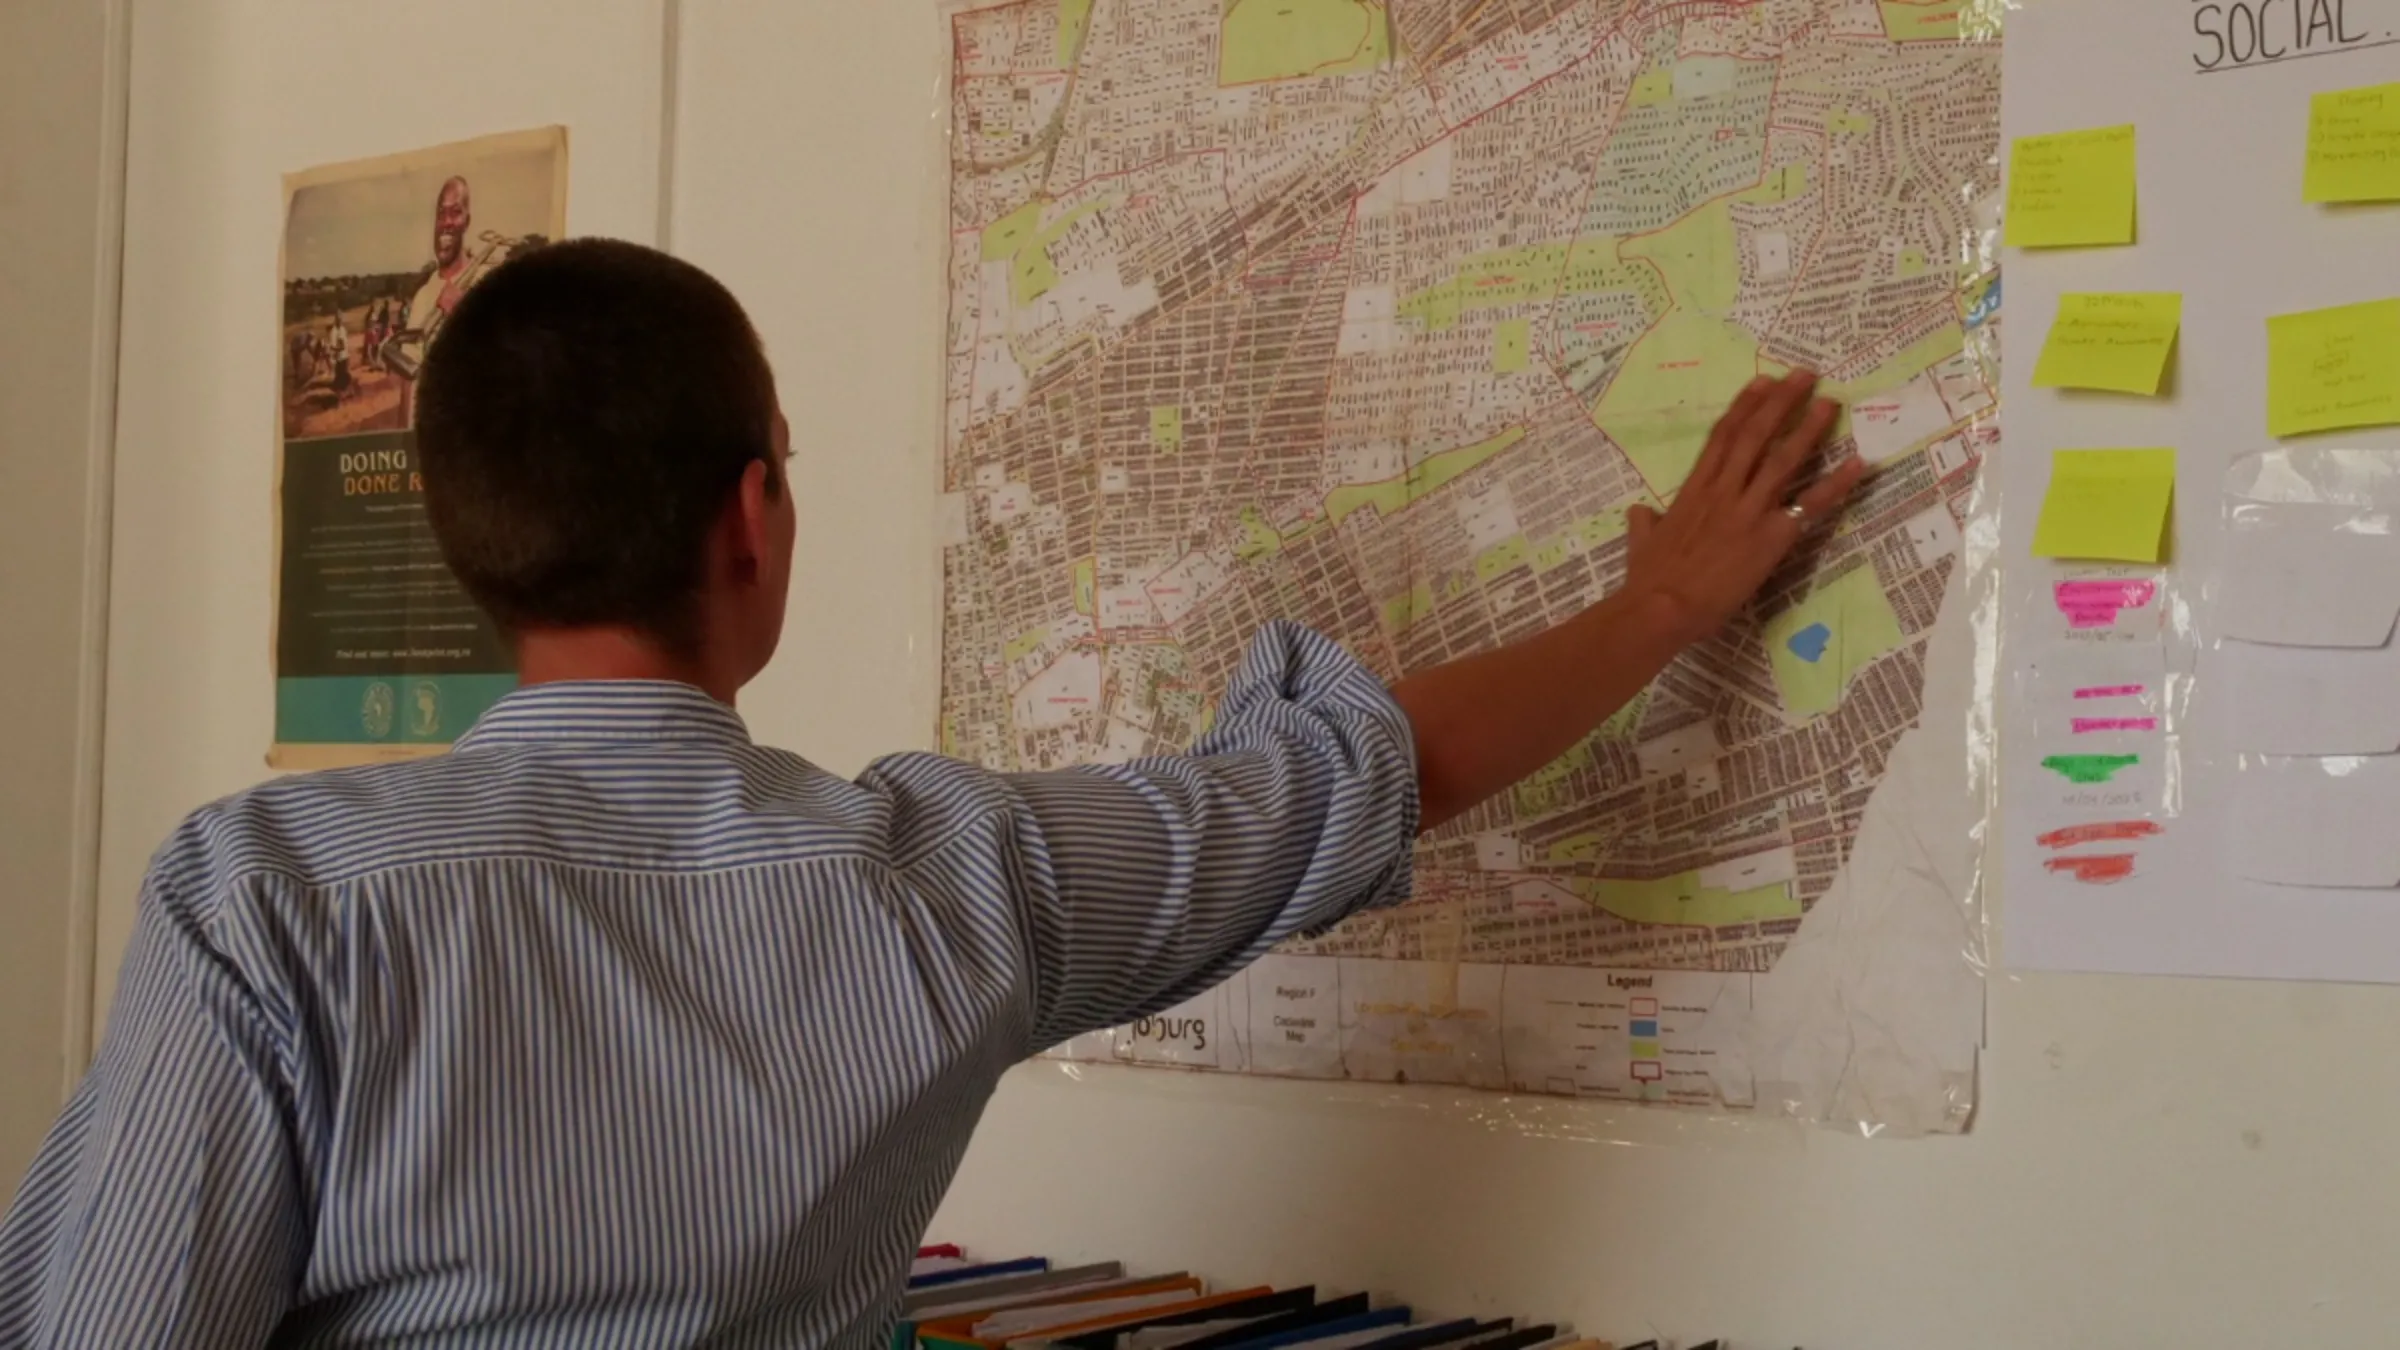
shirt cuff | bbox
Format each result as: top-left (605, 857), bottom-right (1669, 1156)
top-left (1199, 619), bottom-right (1420, 916)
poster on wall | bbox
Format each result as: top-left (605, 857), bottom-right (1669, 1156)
top-left (270, 126), bottom-right (567, 769)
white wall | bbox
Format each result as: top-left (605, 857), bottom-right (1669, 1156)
top-left (90, 2), bottom-right (2400, 1346)
top-left (0, 0), bottom-right (123, 1203)
top-left (670, 0), bottom-right (944, 770)
top-left (95, 0), bottom-right (673, 1022)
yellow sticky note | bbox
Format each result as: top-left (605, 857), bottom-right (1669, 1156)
top-left (2005, 125), bottom-right (2137, 249)
top-left (2033, 293), bottom-right (2183, 394)
top-left (2306, 82), bottom-right (2400, 203)
top-left (2032, 448), bottom-right (2176, 563)
top-left (2267, 299), bottom-right (2400, 438)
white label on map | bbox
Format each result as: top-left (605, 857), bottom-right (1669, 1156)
top-left (1637, 721), bottom-right (1721, 781)
top-left (1906, 506), bottom-right (1962, 566)
top-left (1754, 230), bottom-right (1792, 279)
top-left (1698, 846), bottom-right (1798, 891)
top-left (1013, 649), bottom-right (1100, 731)
top-left (1455, 480), bottom-right (1520, 553)
top-left (1097, 582), bottom-right (1159, 631)
top-left (1498, 967), bottom-right (1752, 1106)
top-left (1474, 832), bottom-right (1524, 871)
top-left (970, 335), bottom-right (1027, 418)
top-left (1363, 138), bottom-right (1453, 214)
top-left (1509, 878), bottom-right (1577, 916)
top-left (1337, 285), bottom-right (1399, 355)
top-left (1851, 371), bottom-right (1953, 465)
top-left (1147, 549), bottom-right (1229, 627)
top-left (985, 482), bottom-right (1033, 523)
top-left (1243, 954), bottom-right (1344, 1078)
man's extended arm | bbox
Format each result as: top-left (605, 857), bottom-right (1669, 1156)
top-left (1392, 370), bottom-right (1859, 829)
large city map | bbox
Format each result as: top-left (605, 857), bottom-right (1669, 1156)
top-left (941, 0), bottom-right (1999, 1107)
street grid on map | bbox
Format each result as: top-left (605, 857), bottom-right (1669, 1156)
top-left (939, 0), bottom-right (1999, 1097)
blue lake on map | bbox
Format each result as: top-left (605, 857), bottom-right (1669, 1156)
top-left (1786, 622), bottom-right (1833, 664)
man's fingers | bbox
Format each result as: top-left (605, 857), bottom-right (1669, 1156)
top-left (1627, 503), bottom-right (1657, 543)
top-left (1689, 376), bottom-right (1775, 494)
top-left (1791, 454), bottom-right (1867, 523)
top-left (1745, 397), bottom-right (1842, 511)
top-left (1724, 371), bottom-right (1818, 493)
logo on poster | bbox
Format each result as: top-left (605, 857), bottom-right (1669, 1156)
top-left (409, 681), bottom-right (442, 738)
top-left (361, 682), bottom-right (396, 739)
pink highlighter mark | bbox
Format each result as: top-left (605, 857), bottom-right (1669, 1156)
top-left (2073, 684), bottom-right (2147, 700)
top-left (2054, 579), bottom-right (2157, 630)
top-left (2071, 717), bottom-right (2159, 734)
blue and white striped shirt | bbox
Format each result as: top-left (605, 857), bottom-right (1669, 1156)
top-left (0, 621), bottom-right (1417, 1348)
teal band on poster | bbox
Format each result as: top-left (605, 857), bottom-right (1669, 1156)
top-left (276, 674), bottom-right (518, 746)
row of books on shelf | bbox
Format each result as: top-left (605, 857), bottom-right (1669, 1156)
top-left (895, 1247), bottom-right (1721, 1350)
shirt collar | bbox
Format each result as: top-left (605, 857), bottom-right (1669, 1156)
top-left (455, 680), bottom-right (754, 750)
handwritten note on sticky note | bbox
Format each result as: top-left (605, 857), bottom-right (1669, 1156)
top-left (2032, 448), bottom-right (2175, 562)
top-left (2267, 299), bottom-right (2400, 437)
top-left (2005, 125), bottom-right (2136, 248)
top-left (2033, 293), bottom-right (2182, 394)
top-left (2307, 82), bottom-right (2400, 203)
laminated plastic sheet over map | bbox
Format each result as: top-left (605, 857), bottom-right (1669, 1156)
top-left (935, 0), bottom-right (1998, 1136)
top-left (1998, 0), bottom-right (2400, 987)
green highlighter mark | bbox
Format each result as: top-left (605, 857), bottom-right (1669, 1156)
top-left (2042, 753), bottom-right (2140, 785)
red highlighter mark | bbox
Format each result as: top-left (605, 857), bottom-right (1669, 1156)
top-left (2037, 820), bottom-right (2164, 849)
top-left (2044, 853), bottom-right (2139, 884)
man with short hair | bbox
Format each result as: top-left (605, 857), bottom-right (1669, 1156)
top-left (0, 239), bottom-right (1858, 1347)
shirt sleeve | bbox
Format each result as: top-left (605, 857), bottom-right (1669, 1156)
top-left (0, 872), bottom-right (306, 1349)
top-left (990, 620), bottom-right (1419, 1053)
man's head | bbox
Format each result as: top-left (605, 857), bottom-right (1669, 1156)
top-left (416, 238), bottom-right (793, 690)
top-left (433, 177), bottom-right (472, 268)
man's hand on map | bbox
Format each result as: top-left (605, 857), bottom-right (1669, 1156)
top-left (1623, 369), bottom-right (1865, 645)
top-left (1391, 368), bottom-right (1866, 830)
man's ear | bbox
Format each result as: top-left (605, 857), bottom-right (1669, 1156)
top-left (726, 457), bottom-right (776, 583)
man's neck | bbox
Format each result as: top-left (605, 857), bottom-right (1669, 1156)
top-left (439, 253), bottom-right (471, 280)
top-left (515, 627), bottom-right (738, 705)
